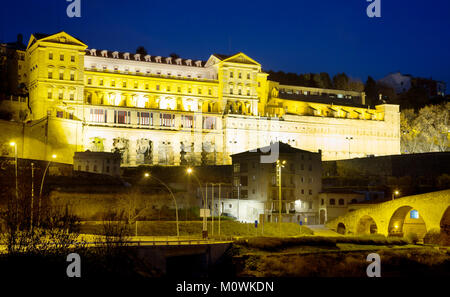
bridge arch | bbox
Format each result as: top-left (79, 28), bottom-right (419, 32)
top-left (337, 222), bottom-right (346, 235)
top-left (388, 205), bottom-right (427, 239)
top-left (356, 215), bottom-right (378, 235)
top-left (440, 206), bottom-right (450, 236)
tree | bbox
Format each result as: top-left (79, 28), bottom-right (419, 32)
top-left (135, 46), bottom-right (148, 56)
top-left (320, 72), bottom-right (333, 89)
top-left (400, 103), bottom-right (450, 153)
top-left (332, 73), bottom-right (349, 90)
top-left (364, 76), bottom-right (379, 107)
top-left (348, 79), bottom-right (365, 92)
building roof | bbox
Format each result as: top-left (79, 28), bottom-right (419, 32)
top-left (231, 141), bottom-right (319, 158)
top-left (278, 91), bottom-right (367, 108)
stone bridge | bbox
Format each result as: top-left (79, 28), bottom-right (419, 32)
top-left (326, 190), bottom-right (450, 240)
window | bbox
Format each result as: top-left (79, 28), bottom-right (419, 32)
top-left (233, 163), bottom-right (240, 173)
top-left (308, 164), bottom-right (312, 171)
top-left (86, 165), bottom-right (89, 171)
top-left (87, 78), bottom-right (92, 84)
top-left (301, 189), bottom-right (304, 194)
top-left (247, 90), bottom-right (250, 96)
top-left (229, 87), bottom-right (233, 94)
top-left (93, 165), bottom-right (97, 172)
top-left (230, 72), bottom-right (233, 78)
top-left (71, 56), bottom-right (75, 62)
top-left (202, 117), bottom-right (216, 129)
top-left (58, 90), bottom-right (63, 100)
top-left (70, 73), bottom-right (75, 81)
top-left (48, 71), bottom-right (53, 79)
top-left (56, 111), bottom-right (63, 118)
top-left (238, 72), bottom-right (241, 79)
top-left (167, 85), bottom-right (171, 92)
top-left (321, 199), bottom-right (324, 205)
top-left (309, 202), bottom-right (312, 209)
top-left (156, 85), bottom-right (160, 91)
top-left (123, 81), bottom-right (127, 88)
top-left (99, 79), bottom-right (103, 86)
top-left (49, 53), bottom-right (53, 60)
top-left (309, 189), bottom-right (312, 195)
top-left (134, 81), bottom-right (138, 89)
top-left (60, 54), bottom-right (64, 61)
top-left (70, 92), bottom-right (74, 100)
top-left (115, 110), bottom-right (130, 124)
top-left (208, 89), bottom-right (212, 95)
top-left (89, 109), bottom-right (106, 123)
top-left (177, 86), bottom-right (181, 93)
top-left (59, 72), bottom-right (64, 80)
top-left (111, 80), bottom-right (115, 87)
top-left (198, 88), bottom-right (202, 94)
top-left (330, 199), bottom-right (335, 205)
top-left (247, 73), bottom-right (250, 79)
top-left (410, 210), bottom-right (419, 219)
top-left (338, 199), bottom-right (345, 205)
top-left (188, 88), bottom-right (191, 93)
top-left (86, 93), bottom-right (92, 104)
top-left (160, 113), bottom-right (175, 127)
top-left (137, 112), bottom-right (151, 125)
top-left (47, 90), bottom-right (52, 99)
top-left (145, 83), bottom-right (149, 90)
top-left (238, 89), bottom-right (242, 95)
top-left (181, 115), bottom-right (193, 128)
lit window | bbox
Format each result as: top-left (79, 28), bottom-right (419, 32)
top-left (410, 210), bottom-right (419, 219)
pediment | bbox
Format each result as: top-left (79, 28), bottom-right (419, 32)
top-left (222, 52), bottom-right (260, 66)
top-left (27, 31), bottom-right (87, 50)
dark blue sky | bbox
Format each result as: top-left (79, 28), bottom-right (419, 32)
top-left (1, 0), bottom-right (449, 92)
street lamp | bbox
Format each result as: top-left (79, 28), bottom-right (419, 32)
top-left (345, 136), bottom-right (353, 159)
top-left (392, 190), bottom-right (399, 200)
top-left (276, 159), bottom-right (286, 232)
top-left (186, 167), bottom-right (208, 239)
top-left (144, 172), bottom-right (179, 237)
top-left (37, 154), bottom-right (56, 227)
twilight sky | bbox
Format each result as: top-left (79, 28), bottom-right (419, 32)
top-left (1, 0), bottom-right (449, 92)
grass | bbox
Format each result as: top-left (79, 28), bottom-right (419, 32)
top-left (234, 234), bottom-right (409, 252)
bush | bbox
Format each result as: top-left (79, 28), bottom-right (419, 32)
top-left (423, 228), bottom-right (441, 245)
top-left (405, 232), bottom-right (419, 244)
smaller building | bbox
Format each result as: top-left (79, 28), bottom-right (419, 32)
top-left (230, 142), bottom-right (322, 224)
top-left (73, 151), bottom-right (121, 177)
top-left (318, 191), bottom-right (367, 224)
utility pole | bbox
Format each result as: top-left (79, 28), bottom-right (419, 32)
top-left (276, 160), bottom-right (286, 233)
top-left (218, 183), bottom-right (221, 236)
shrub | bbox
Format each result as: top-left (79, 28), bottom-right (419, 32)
top-left (423, 228), bottom-right (441, 245)
top-left (405, 232), bottom-right (419, 244)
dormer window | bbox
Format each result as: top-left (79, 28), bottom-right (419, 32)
top-left (166, 57), bottom-right (172, 64)
top-left (134, 54), bottom-right (141, 61)
top-left (114, 66), bottom-right (119, 72)
top-left (195, 60), bottom-right (202, 67)
top-left (90, 49), bottom-right (96, 56)
top-left (155, 56), bottom-right (162, 63)
top-left (101, 50), bottom-right (108, 57)
top-left (112, 51), bottom-right (119, 58)
top-left (123, 52), bottom-right (130, 60)
top-left (144, 55), bottom-right (151, 62)
top-left (185, 59), bottom-right (192, 66)
top-left (175, 58), bottom-right (182, 65)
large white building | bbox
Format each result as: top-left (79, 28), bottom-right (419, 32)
top-left (0, 32), bottom-right (400, 165)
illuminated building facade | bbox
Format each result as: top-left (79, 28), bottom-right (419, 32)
top-left (230, 142), bottom-right (322, 224)
top-left (1, 32), bottom-right (400, 165)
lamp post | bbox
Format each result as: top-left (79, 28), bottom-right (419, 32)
top-left (37, 154), bottom-right (56, 227)
top-left (276, 159), bottom-right (286, 232)
top-left (392, 190), bottom-right (399, 200)
top-left (345, 136), bottom-right (353, 159)
top-left (144, 172), bottom-right (179, 237)
top-left (9, 142), bottom-right (18, 217)
top-left (207, 182), bottom-right (228, 237)
top-left (187, 167), bottom-right (207, 238)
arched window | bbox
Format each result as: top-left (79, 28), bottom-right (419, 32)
top-left (329, 199), bottom-right (335, 205)
top-left (339, 199), bottom-right (345, 205)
